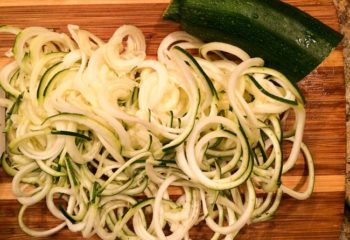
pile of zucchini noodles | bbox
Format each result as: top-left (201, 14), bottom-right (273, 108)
top-left (0, 24), bottom-right (314, 239)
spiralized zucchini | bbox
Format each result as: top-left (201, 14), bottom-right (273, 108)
top-left (0, 24), bottom-right (314, 239)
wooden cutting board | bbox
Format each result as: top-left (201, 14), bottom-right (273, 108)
top-left (0, 0), bottom-right (346, 239)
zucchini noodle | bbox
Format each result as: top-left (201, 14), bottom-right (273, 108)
top-left (0, 24), bottom-right (314, 239)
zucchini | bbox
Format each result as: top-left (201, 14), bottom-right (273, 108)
top-left (5, 98), bottom-right (22, 121)
top-left (1, 152), bottom-right (17, 176)
top-left (163, 0), bottom-right (343, 82)
top-left (42, 67), bottom-right (78, 100)
top-left (58, 205), bottom-right (77, 224)
top-left (90, 182), bottom-right (101, 204)
top-left (65, 156), bottom-right (79, 187)
top-left (51, 130), bottom-right (92, 141)
top-left (247, 75), bottom-right (297, 106)
top-left (174, 46), bottom-right (218, 99)
top-left (0, 25), bottom-right (21, 35)
top-left (4, 93), bottom-right (24, 132)
top-left (36, 61), bottom-right (62, 99)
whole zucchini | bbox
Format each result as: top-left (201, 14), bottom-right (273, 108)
top-left (163, 0), bottom-right (343, 82)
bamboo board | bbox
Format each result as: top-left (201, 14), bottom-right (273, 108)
top-left (0, 0), bottom-right (346, 239)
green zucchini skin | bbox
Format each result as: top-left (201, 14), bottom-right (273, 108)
top-left (164, 0), bottom-right (343, 82)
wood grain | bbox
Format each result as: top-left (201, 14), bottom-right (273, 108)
top-left (0, 192), bottom-right (344, 240)
top-left (0, 0), bottom-right (170, 6)
top-left (0, 1), bottom-right (345, 239)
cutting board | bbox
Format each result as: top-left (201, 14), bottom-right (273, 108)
top-left (0, 0), bottom-right (346, 239)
